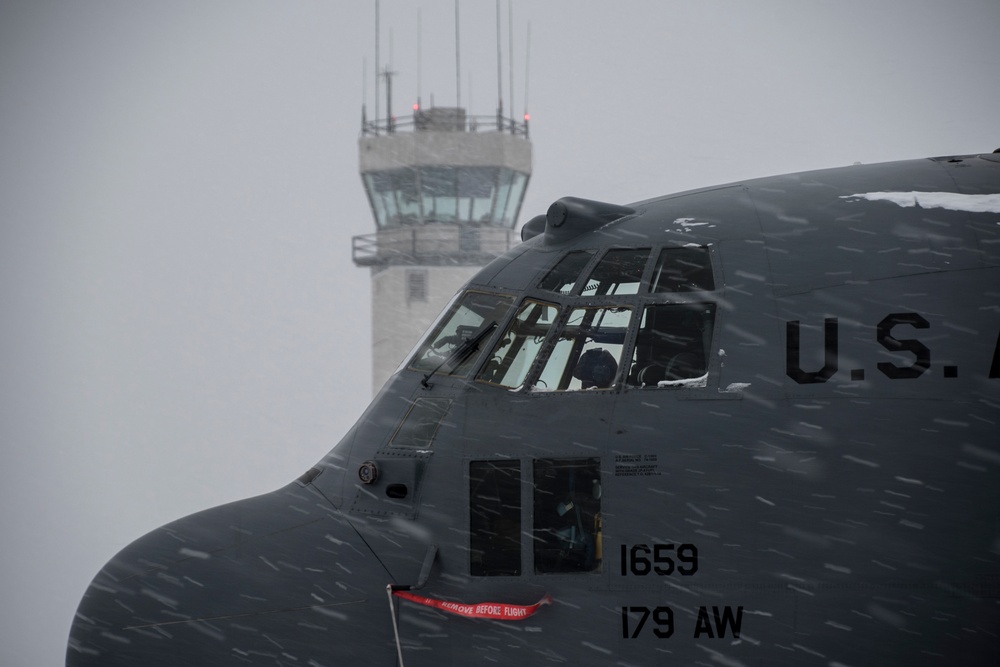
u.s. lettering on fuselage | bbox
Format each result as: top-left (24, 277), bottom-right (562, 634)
top-left (786, 312), bottom-right (1000, 384)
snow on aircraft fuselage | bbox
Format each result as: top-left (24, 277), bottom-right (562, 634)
top-left (68, 153), bottom-right (1000, 666)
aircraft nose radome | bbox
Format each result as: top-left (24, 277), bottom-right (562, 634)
top-left (66, 483), bottom-right (394, 666)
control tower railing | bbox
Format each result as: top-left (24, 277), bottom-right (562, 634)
top-left (352, 224), bottom-right (518, 268)
top-left (362, 110), bottom-right (529, 139)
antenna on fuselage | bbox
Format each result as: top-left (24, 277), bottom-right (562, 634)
top-left (521, 198), bottom-right (636, 244)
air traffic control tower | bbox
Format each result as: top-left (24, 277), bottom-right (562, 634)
top-left (354, 105), bottom-right (532, 392)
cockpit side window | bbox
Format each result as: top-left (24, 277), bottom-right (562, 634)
top-left (477, 300), bottom-right (559, 389)
top-left (538, 250), bottom-right (596, 294)
top-left (470, 460), bottom-right (522, 576)
top-left (409, 291), bottom-right (515, 377)
top-left (534, 457), bottom-right (602, 574)
top-left (533, 307), bottom-right (632, 392)
top-left (627, 303), bottom-right (716, 388)
top-left (581, 248), bottom-right (651, 296)
top-left (649, 247), bottom-right (715, 293)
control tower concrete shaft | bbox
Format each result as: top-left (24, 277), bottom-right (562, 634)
top-left (354, 106), bottom-right (532, 392)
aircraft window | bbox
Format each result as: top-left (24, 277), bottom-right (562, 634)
top-left (534, 458), bottom-right (602, 574)
top-left (389, 398), bottom-right (453, 449)
top-left (538, 250), bottom-right (596, 294)
top-left (478, 300), bottom-right (559, 389)
top-left (533, 307), bottom-right (632, 391)
top-left (470, 460), bottom-right (521, 576)
top-left (581, 248), bottom-right (651, 296)
top-left (628, 303), bottom-right (716, 388)
top-left (409, 291), bottom-right (515, 377)
top-left (649, 246), bottom-right (715, 293)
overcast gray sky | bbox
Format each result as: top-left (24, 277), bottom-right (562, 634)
top-left (1, 1), bottom-right (998, 664)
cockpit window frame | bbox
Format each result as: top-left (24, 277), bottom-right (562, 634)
top-left (579, 247), bottom-right (653, 297)
top-left (623, 299), bottom-right (718, 390)
top-left (473, 244), bottom-right (723, 396)
top-left (648, 245), bottom-right (717, 293)
top-left (406, 289), bottom-right (517, 380)
top-left (537, 249), bottom-right (598, 295)
top-left (530, 304), bottom-right (635, 393)
top-left (475, 298), bottom-right (562, 390)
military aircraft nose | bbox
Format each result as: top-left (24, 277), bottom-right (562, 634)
top-left (66, 483), bottom-right (395, 666)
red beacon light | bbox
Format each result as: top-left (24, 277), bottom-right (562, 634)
top-left (413, 103), bottom-right (420, 112)
top-left (524, 113), bottom-right (530, 122)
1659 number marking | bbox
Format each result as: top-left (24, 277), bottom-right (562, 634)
top-left (620, 543), bottom-right (698, 577)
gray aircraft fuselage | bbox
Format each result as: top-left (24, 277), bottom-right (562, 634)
top-left (68, 153), bottom-right (1000, 666)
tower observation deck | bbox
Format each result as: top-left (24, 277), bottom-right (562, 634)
top-left (355, 106), bottom-right (532, 392)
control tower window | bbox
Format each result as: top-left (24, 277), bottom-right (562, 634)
top-left (628, 303), bottom-right (716, 388)
top-left (363, 172), bottom-right (396, 228)
top-left (458, 168), bottom-right (497, 222)
top-left (494, 169), bottom-right (516, 227)
top-left (499, 172), bottom-right (528, 228)
top-left (362, 169), bottom-right (421, 227)
top-left (491, 169), bottom-right (513, 223)
top-left (478, 300), bottom-right (559, 389)
top-left (470, 460), bottom-right (521, 577)
top-left (538, 250), bottom-right (596, 295)
top-left (422, 167), bottom-right (459, 223)
top-left (409, 291), bottom-right (515, 378)
top-left (533, 307), bottom-right (632, 392)
top-left (649, 246), bottom-right (715, 293)
top-left (581, 248), bottom-right (651, 296)
top-left (534, 458), bottom-right (602, 574)
top-left (364, 166), bottom-right (528, 228)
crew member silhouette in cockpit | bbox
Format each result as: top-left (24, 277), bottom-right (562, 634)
top-left (572, 348), bottom-right (618, 389)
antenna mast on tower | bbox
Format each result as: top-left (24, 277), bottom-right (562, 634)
top-left (454, 1), bottom-right (461, 108)
top-left (509, 1), bottom-right (514, 130)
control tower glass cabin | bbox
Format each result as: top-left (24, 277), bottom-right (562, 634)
top-left (354, 106), bottom-right (532, 393)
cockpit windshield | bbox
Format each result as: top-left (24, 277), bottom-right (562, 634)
top-left (409, 291), bottom-right (515, 378)
top-left (650, 247), bottom-right (715, 292)
top-left (581, 248), bottom-right (650, 296)
top-left (534, 307), bottom-right (632, 391)
top-left (538, 250), bottom-right (595, 294)
top-left (627, 303), bottom-right (716, 387)
top-left (415, 246), bottom-right (718, 393)
top-left (478, 300), bottom-right (559, 389)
